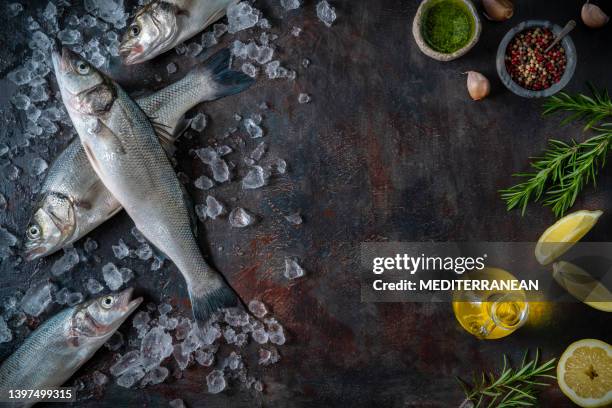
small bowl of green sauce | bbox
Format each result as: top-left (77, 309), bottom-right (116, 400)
top-left (413, 0), bottom-right (482, 61)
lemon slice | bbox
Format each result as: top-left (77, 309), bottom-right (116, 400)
top-left (535, 210), bottom-right (603, 265)
top-left (557, 339), bottom-right (612, 407)
top-left (553, 261), bottom-right (612, 312)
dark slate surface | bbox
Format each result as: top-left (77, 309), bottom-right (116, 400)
top-left (0, 0), bottom-right (611, 407)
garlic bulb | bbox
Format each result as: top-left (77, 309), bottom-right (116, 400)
top-left (482, 0), bottom-right (514, 22)
top-left (581, 1), bottom-right (609, 28)
top-left (466, 71), bottom-right (490, 101)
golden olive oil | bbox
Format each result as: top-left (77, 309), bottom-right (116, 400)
top-left (452, 267), bottom-right (529, 339)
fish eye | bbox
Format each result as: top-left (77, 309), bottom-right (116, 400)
top-left (27, 225), bottom-right (40, 240)
top-left (76, 61), bottom-right (90, 75)
top-left (100, 296), bottom-right (114, 309)
top-left (130, 24), bottom-right (140, 37)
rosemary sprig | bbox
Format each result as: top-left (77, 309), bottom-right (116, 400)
top-left (457, 349), bottom-right (556, 408)
top-left (501, 86), bottom-right (612, 217)
top-left (543, 84), bottom-right (612, 130)
top-left (500, 129), bottom-right (612, 217)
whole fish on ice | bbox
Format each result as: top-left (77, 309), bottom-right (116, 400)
top-left (120, 0), bottom-right (238, 64)
top-left (24, 49), bottom-right (253, 261)
top-left (0, 288), bottom-right (141, 408)
top-left (52, 47), bottom-right (240, 324)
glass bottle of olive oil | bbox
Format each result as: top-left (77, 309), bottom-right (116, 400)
top-left (452, 267), bottom-right (529, 340)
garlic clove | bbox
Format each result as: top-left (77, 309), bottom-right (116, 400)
top-left (581, 2), bottom-right (609, 28)
top-left (483, 0), bottom-right (514, 22)
top-left (466, 71), bottom-right (490, 101)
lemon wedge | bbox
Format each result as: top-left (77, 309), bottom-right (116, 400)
top-left (535, 210), bottom-right (603, 265)
top-left (557, 339), bottom-right (612, 407)
top-left (553, 261), bottom-right (612, 312)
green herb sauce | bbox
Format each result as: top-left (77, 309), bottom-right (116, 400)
top-left (422, 0), bottom-right (474, 54)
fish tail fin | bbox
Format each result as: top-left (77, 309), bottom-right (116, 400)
top-left (195, 48), bottom-right (254, 101)
top-left (188, 275), bottom-right (240, 325)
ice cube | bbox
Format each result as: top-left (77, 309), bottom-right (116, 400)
top-left (112, 239), bottom-right (130, 260)
top-left (258, 347), bottom-right (280, 365)
top-left (242, 166), bottom-right (268, 189)
top-left (66, 14), bottom-right (80, 26)
top-left (273, 158), bottom-right (287, 175)
top-left (102, 262), bottom-right (123, 290)
top-left (110, 350), bottom-right (142, 377)
top-left (194, 175), bottom-right (214, 190)
top-left (254, 381), bottom-right (263, 392)
top-left (291, 26), bottom-right (302, 37)
top-left (30, 31), bottom-right (53, 51)
top-left (250, 142), bottom-right (266, 161)
top-left (141, 366), bottom-right (169, 386)
top-left (26, 105), bottom-right (41, 122)
top-left (190, 112), bottom-right (207, 132)
top-left (120, 267), bottom-right (134, 283)
top-left (169, 399), bottom-right (186, 408)
top-left (227, 2), bottom-right (260, 34)
top-left (158, 303), bottom-right (172, 315)
top-left (241, 63), bottom-right (258, 78)
top-left (66, 292), bottom-right (84, 306)
top-left (0, 227), bottom-right (18, 259)
top-left (116, 367), bottom-right (145, 388)
top-left (42, 2), bottom-right (57, 21)
top-left (159, 315), bottom-right (178, 330)
top-left (210, 158), bottom-right (230, 183)
top-left (206, 370), bottom-right (226, 394)
top-left (281, 0), bottom-right (301, 10)
top-left (20, 280), bottom-right (56, 317)
top-left (141, 327), bottom-right (173, 370)
top-left (229, 208), bottom-right (255, 228)
top-left (231, 40), bottom-right (247, 59)
top-left (244, 118), bottom-right (263, 138)
top-left (166, 62), bottom-right (177, 74)
top-left (174, 318), bottom-right (192, 340)
top-left (89, 52), bottom-right (106, 68)
top-left (7, 3), bottom-right (23, 18)
top-left (136, 243), bottom-right (152, 260)
top-left (298, 93), bottom-right (311, 104)
top-left (252, 328), bottom-right (269, 344)
top-left (0, 194), bottom-right (6, 211)
top-left (201, 31), bottom-right (217, 48)
top-left (8, 68), bottom-right (33, 86)
top-left (284, 212), bottom-right (302, 224)
top-left (55, 287), bottom-right (71, 305)
top-left (132, 310), bottom-right (151, 331)
top-left (51, 247), bottom-right (79, 276)
top-left (173, 344), bottom-right (190, 370)
top-left (151, 255), bottom-right (164, 271)
top-left (92, 370), bottom-right (108, 386)
top-left (131, 227), bottom-right (146, 243)
top-left (84, 238), bottom-right (98, 253)
top-left (187, 42), bottom-right (203, 57)
top-left (205, 196), bottom-right (225, 219)
top-left (223, 327), bottom-right (237, 344)
top-left (194, 349), bottom-right (214, 366)
top-left (284, 258), bottom-right (305, 280)
top-left (213, 23), bottom-right (227, 38)
top-left (84, 0), bottom-right (127, 27)
top-left (12, 94), bottom-right (30, 110)
top-left (317, 1), bottom-right (337, 27)
top-left (227, 351), bottom-right (241, 370)
top-left (105, 331), bottom-right (124, 351)
top-left (248, 300), bottom-right (268, 318)
top-left (86, 278), bottom-right (104, 294)
top-left (268, 321), bottom-right (286, 345)
top-left (58, 29), bottom-right (81, 45)
top-left (0, 319), bottom-right (12, 343)
top-left (81, 14), bottom-right (97, 27)
top-left (5, 165), bottom-right (21, 182)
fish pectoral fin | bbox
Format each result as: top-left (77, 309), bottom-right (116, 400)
top-left (82, 142), bottom-right (102, 176)
top-left (96, 120), bottom-right (127, 155)
top-left (149, 118), bottom-right (176, 155)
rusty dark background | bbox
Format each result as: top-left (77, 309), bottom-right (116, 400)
top-left (0, 0), bottom-right (611, 407)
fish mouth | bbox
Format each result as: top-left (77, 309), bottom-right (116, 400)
top-left (119, 43), bottom-right (145, 65)
top-left (23, 245), bottom-right (48, 262)
top-left (117, 287), bottom-right (144, 314)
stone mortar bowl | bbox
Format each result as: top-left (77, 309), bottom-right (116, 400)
top-left (496, 20), bottom-right (577, 98)
top-left (412, 0), bottom-right (482, 62)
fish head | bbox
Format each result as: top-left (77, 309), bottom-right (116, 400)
top-left (51, 47), bottom-right (115, 117)
top-left (23, 193), bottom-right (75, 261)
top-left (70, 288), bottom-right (143, 343)
top-left (120, 1), bottom-right (179, 65)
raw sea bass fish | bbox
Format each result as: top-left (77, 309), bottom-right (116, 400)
top-left (24, 49), bottom-right (253, 261)
top-left (0, 289), bottom-right (141, 408)
top-left (120, 0), bottom-right (238, 64)
top-left (52, 48), bottom-right (240, 324)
